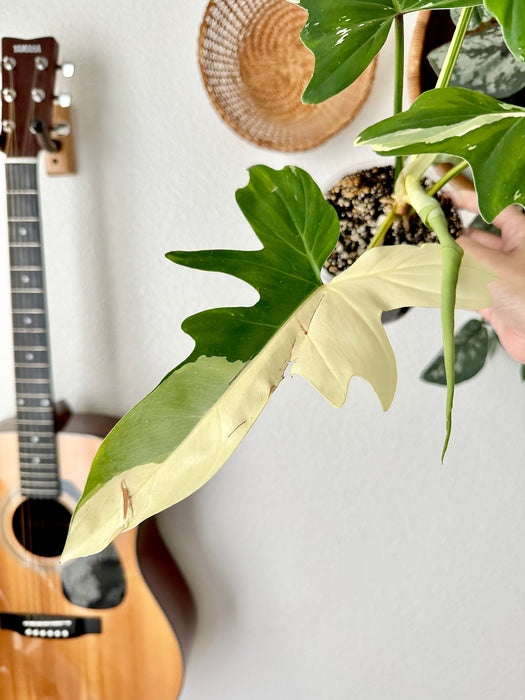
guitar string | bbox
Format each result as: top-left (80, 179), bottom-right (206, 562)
top-left (21, 56), bottom-right (38, 158)
top-left (21, 58), bottom-right (37, 571)
top-left (19, 160), bottom-right (55, 611)
top-left (6, 50), bottom-right (63, 617)
top-left (15, 162), bottom-right (36, 610)
top-left (6, 67), bottom-right (14, 157)
top-left (11, 162), bottom-right (55, 611)
top-left (20, 57), bottom-right (60, 504)
top-left (8, 162), bottom-right (29, 605)
top-left (5, 55), bottom-right (39, 615)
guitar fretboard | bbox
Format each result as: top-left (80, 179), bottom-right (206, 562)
top-left (6, 160), bottom-right (60, 498)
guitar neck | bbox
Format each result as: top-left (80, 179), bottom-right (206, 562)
top-left (6, 159), bottom-right (60, 498)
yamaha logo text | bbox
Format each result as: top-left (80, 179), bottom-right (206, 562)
top-left (13, 44), bottom-right (42, 54)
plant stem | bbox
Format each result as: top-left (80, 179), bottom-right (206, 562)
top-left (394, 14), bottom-right (405, 180)
top-left (370, 7), bottom-right (473, 252)
top-left (366, 160), bottom-right (469, 250)
top-left (426, 160), bottom-right (469, 197)
top-left (395, 7), bottom-right (473, 189)
top-left (367, 209), bottom-right (396, 249)
top-left (405, 174), bottom-right (464, 460)
top-left (435, 7), bottom-right (474, 89)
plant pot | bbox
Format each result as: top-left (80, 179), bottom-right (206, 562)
top-left (322, 165), bottom-right (463, 322)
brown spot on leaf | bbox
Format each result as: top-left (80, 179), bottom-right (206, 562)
top-left (121, 480), bottom-right (132, 521)
top-left (227, 420), bottom-right (247, 439)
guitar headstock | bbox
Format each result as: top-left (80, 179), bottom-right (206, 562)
top-left (1, 37), bottom-right (60, 158)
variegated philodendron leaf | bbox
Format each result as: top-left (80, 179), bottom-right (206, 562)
top-left (62, 164), bottom-right (339, 558)
top-left (428, 24), bottom-right (525, 99)
top-left (294, 0), bottom-right (479, 104)
top-left (62, 167), bottom-right (495, 562)
top-left (485, 0), bottom-right (525, 62)
top-left (356, 87), bottom-right (525, 222)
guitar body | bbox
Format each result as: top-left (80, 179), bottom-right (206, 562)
top-left (0, 413), bottom-right (193, 700)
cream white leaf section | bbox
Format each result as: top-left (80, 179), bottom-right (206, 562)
top-left (62, 244), bottom-right (494, 561)
top-left (292, 244), bottom-right (494, 407)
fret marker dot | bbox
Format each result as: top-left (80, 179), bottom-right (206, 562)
top-left (31, 457), bottom-right (40, 464)
top-left (23, 316), bottom-right (32, 325)
top-left (19, 227), bottom-right (27, 236)
top-left (17, 399), bottom-right (24, 406)
top-left (30, 435), bottom-right (39, 443)
top-left (40, 399), bottom-right (50, 407)
top-left (26, 352), bottom-right (34, 361)
top-left (21, 274), bottom-right (30, 284)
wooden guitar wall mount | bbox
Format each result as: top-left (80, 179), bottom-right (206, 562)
top-left (44, 103), bottom-right (76, 176)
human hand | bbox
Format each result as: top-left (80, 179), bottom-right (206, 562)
top-left (451, 186), bottom-right (525, 364)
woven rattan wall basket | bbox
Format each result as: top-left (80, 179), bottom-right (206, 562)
top-left (199, 0), bottom-right (376, 151)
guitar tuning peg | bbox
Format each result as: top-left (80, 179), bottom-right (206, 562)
top-left (56, 92), bottom-right (72, 108)
top-left (52, 122), bottom-right (71, 136)
top-left (30, 118), bottom-right (59, 154)
top-left (59, 62), bottom-right (75, 78)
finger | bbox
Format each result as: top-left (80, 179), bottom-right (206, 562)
top-left (446, 186), bottom-right (479, 213)
top-left (462, 230), bottom-right (503, 250)
top-left (493, 205), bottom-right (525, 250)
top-left (458, 236), bottom-right (507, 276)
top-left (479, 309), bottom-right (525, 364)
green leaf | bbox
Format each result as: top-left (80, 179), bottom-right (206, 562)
top-left (296, 0), bottom-right (479, 104)
top-left (168, 165), bottom-right (339, 366)
top-left (485, 0), bottom-right (525, 62)
top-left (521, 364), bottom-right (525, 381)
top-left (62, 182), bottom-right (495, 562)
top-left (421, 318), bottom-right (490, 384)
top-left (427, 24), bottom-right (525, 99)
top-left (355, 86), bottom-right (525, 222)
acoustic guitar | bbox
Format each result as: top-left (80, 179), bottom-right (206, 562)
top-left (0, 37), bottom-right (194, 699)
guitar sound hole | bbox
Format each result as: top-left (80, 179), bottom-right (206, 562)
top-left (11, 498), bottom-right (126, 609)
top-left (12, 499), bottom-right (71, 557)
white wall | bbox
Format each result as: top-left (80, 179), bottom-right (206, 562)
top-left (1, 4), bottom-right (525, 698)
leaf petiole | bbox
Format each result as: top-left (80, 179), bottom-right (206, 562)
top-left (394, 14), bottom-right (405, 180)
top-left (405, 174), bottom-right (464, 459)
top-left (435, 7), bottom-right (475, 89)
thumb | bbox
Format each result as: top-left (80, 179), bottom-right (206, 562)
top-left (457, 236), bottom-right (505, 278)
